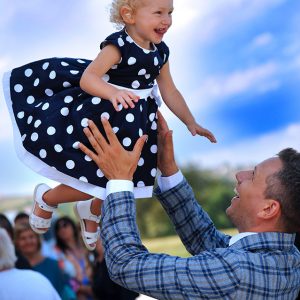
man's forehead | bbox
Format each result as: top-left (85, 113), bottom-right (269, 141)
top-left (255, 157), bottom-right (282, 175)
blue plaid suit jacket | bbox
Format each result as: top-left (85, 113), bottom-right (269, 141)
top-left (101, 178), bottom-right (300, 299)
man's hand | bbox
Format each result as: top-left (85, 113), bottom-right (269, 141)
top-left (157, 111), bottom-right (179, 176)
top-left (79, 118), bottom-right (147, 180)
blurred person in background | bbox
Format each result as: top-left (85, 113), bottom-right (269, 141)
top-left (91, 238), bottom-right (139, 300)
top-left (14, 222), bottom-right (70, 298)
top-left (53, 216), bottom-right (93, 300)
top-left (14, 211), bottom-right (29, 226)
top-left (0, 228), bottom-right (61, 300)
top-left (0, 213), bottom-right (31, 269)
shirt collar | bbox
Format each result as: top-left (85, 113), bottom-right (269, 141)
top-left (229, 232), bottom-right (257, 246)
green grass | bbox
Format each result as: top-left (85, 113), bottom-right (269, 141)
top-left (142, 228), bottom-right (238, 257)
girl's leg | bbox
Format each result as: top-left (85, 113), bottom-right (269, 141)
top-left (33, 184), bottom-right (91, 222)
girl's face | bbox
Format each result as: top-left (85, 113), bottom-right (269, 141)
top-left (16, 229), bottom-right (40, 256)
top-left (127, 0), bottom-right (173, 48)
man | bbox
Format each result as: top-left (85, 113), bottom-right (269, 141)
top-left (79, 112), bottom-right (300, 299)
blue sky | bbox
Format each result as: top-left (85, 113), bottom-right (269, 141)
top-left (0, 0), bottom-right (299, 196)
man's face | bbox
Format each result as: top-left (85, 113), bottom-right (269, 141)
top-left (226, 157), bottom-right (282, 231)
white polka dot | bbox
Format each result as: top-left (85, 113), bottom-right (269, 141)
top-left (21, 134), bottom-right (26, 142)
top-left (77, 59), bottom-right (86, 63)
top-left (42, 103), bottom-right (49, 110)
top-left (27, 116), bottom-right (33, 124)
top-left (61, 61), bottom-right (69, 66)
top-left (126, 36), bottom-right (134, 43)
top-left (150, 145), bottom-right (157, 153)
top-left (84, 155), bottom-right (92, 162)
top-left (47, 126), bottom-right (56, 135)
top-left (131, 80), bottom-right (140, 89)
top-left (25, 68), bottom-right (33, 77)
top-left (49, 70), bottom-right (56, 79)
top-left (42, 62), bottom-right (49, 70)
top-left (17, 111), bottom-right (25, 119)
top-left (97, 169), bottom-right (104, 177)
top-left (34, 120), bottom-right (41, 128)
top-left (138, 69), bottom-right (146, 75)
top-left (66, 160), bottom-right (75, 169)
top-left (81, 118), bottom-right (88, 127)
top-left (64, 95), bottom-right (73, 103)
top-left (128, 57), bottom-right (136, 65)
top-left (66, 125), bottom-right (73, 134)
top-left (143, 49), bottom-right (150, 54)
top-left (63, 81), bottom-right (71, 88)
top-left (92, 97), bottom-right (101, 105)
top-left (31, 132), bottom-right (38, 141)
top-left (27, 95), bottom-right (35, 104)
top-left (151, 121), bottom-right (157, 130)
top-left (126, 113), bottom-right (134, 122)
top-left (149, 113), bottom-right (155, 122)
top-left (151, 168), bottom-right (157, 177)
top-left (123, 137), bottom-right (131, 147)
top-left (138, 157), bottom-right (144, 166)
top-left (118, 37), bottom-right (125, 47)
top-left (137, 181), bottom-right (145, 187)
top-left (70, 70), bottom-right (79, 75)
top-left (113, 127), bottom-right (119, 133)
top-left (139, 128), bottom-right (143, 136)
top-left (45, 89), bottom-right (53, 96)
top-left (54, 144), bottom-right (63, 152)
top-left (145, 74), bottom-right (151, 79)
top-left (111, 64), bottom-right (118, 69)
top-left (140, 105), bottom-right (143, 112)
top-left (61, 107), bottom-right (69, 116)
top-left (35, 102), bottom-right (42, 108)
top-left (117, 104), bottom-right (123, 111)
top-left (79, 176), bottom-right (88, 182)
top-left (101, 112), bottom-right (110, 120)
top-left (14, 84), bottom-right (23, 93)
top-left (72, 141), bottom-right (80, 149)
top-left (33, 78), bottom-right (39, 86)
top-left (39, 149), bottom-right (47, 159)
top-left (154, 57), bottom-right (159, 66)
top-left (77, 104), bottom-right (83, 111)
top-left (102, 74), bottom-right (109, 82)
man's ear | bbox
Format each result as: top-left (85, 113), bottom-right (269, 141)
top-left (120, 6), bottom-right (135, 24)
top-left (257, 200), bottom-right (281, 220)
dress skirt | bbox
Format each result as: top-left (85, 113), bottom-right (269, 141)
top-left (3, 57), bottom-right (158, 199)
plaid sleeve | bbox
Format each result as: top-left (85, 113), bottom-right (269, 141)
top-left (154, 178), bottom-right (230, 255)
top-left (101, 191), bottom-right (241, 300)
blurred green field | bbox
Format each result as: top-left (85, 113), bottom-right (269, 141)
top-left (142, 228), bottom-right (238, 257)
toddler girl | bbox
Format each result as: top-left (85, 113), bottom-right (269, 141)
top-left (3, 0), bottom-right (216, 250)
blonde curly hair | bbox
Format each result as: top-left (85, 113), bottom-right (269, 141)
top-left (110, 0), bottom-right (144, 28)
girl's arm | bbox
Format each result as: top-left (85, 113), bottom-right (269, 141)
top-left (156, 62), bottom-right (216, 143)
top-left (80, 45), bottom-right (139, 110)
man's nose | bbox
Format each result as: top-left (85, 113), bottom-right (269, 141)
top-left (236, 170), bottom-right (252, 183)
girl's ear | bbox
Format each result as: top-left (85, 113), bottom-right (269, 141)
top-left (120, 5), bottom-right (135, 24)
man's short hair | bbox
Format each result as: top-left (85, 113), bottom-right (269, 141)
top-left (264, 148), bottom-right (300, 232)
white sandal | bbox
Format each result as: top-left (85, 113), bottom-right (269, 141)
top-left (74, 199), bottom-right (101, 251)
top-left (29, 184), bottom-right (57, 234)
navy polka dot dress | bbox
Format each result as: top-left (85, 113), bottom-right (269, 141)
top-left (3, 29), bottom-right (170, 199)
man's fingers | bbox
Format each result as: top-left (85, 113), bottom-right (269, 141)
top-left (133, 135), bottom-right (147, 157)
top-left (101, 117), bottom-right (119, 145)
top-left (82, 126), bottom-right (104, 156)
top-left (157, 110), bottom-right (169, 133)
top-left (87, 120), bottom-right (108, 150)
top-left (78, 141), bottom-right (98, 161)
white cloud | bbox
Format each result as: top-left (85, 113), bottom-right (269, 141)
top-left (186, 123), bottom-right (300, 168)
top-left (188, 62), bottom-right (279, 111)
top-left (249, 33), bottom-right (274, 49)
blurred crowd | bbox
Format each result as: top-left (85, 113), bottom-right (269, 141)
top-left (0, 211), bottom-right (139, 300)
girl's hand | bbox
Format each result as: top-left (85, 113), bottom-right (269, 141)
top-left (187, 122), bottom-right (217, 143)
top-left (109, 90), bottom-right (140, 111)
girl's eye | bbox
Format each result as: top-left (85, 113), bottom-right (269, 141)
top-left (154, 11), bottom-right (162, 15)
